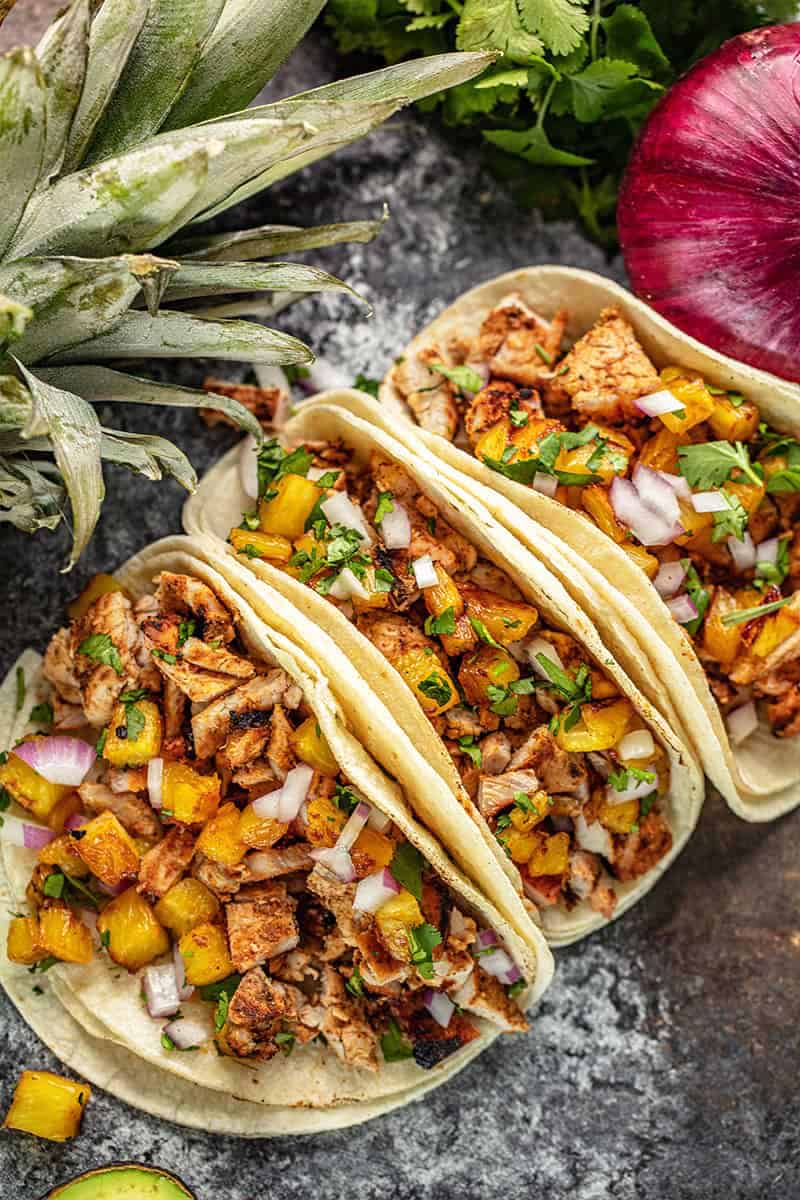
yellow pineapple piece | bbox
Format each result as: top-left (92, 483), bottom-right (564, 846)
top-left (424, 564), bottom-right (464, 621)
top-left (154, 878), bottom-right (220, 939)
top-left (291, 716), bottom-right (339, 777)
top-left (622, 542), bottom-right (660, 580)
top-left (527, 831), bottom-right (570, 877)
top-left (394, 648), bottom-right (459, 716)
top-left (352, 827), bottom-right (394, 872)
top-left (460, 583), bottom-right (538, 647)
top-left (97, 887), bottom-right (169, 971)
top-left (375, 889), bottom-right (423, 946)
top-left (102, 699), bottom-right (162, 767)
top-left (581, 484), bottom-right (627, 543)
top-left (239, 802), bottom-right (289, 850)
top-left (196, 802), bottom-right (247, 866)
top-left (708, 394), bottom-right (759, 442)
top-left (162, 761), bottom-right (220, 825)
top-left (179, 921), bottom-right (233, 986)
top-left (304, 792), bottom-right (346, 848)
top-left (599, 797), bottom-right (640, 834)
top-left (74, 810), bottom-right (139, 888)
top-left (6, 915), bottom-right (46, 965)
top-left (658, 367), bottom-right (716, 432)
top-left (67, 573), bottom-right (125, 621)
top-left (556, 698), bottom-right (634, 752)
top-left (46, 790), bottom-right (84, 834)
top-left (259, 473), bottom-right (321, 540)
top-left (0, 750), bottom-right (69, 821)
top-left (753, 606), bottom-right (800, 659)
top-left (498, 826), bottom-right (541, 864)
top-left (38, 834), bottom-right (89, 878)
top-left (474, 419), bottom-right (511, 464)
top-left (458, 644), bottom-right (519, 706)
top-left (229, 526), bottom-right (293, 563)
top-left (4, 1071), bottom-right (90, 1141)
top-left (39, 904), bottom-right (93, 964)
top-left (703, 587), bottom-right (742, 667)
top-left (637, 428), bottom-right (690, 474)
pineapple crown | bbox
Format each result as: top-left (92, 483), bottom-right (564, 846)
top-left (0, 0), bottom-right (493, 566)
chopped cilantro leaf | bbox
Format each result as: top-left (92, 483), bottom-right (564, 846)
top-left (389, 842), bottom-right (425, 900)
top-left (381, 1017), bottom-right (413, 1063)
top-left (458, 735), bottom-right (482, 768)
top-left (95, 727), bottom-right (108, 756)
top-left (333, 784), bottom-right (361, 815)
top-left (100, 929), bottom-right (110, 948)
top-left (424, 607), bottom-right (456, 637)
top-left (214, 991), bottom-right (231, 1031)
top-left (177, 619), bottom-right (196, 647)
top-left (239, 509), bottom-right (260, 531)
top-left (374, 491), bottom-right (394, 525)
top-left (721, 596), bottom-right (795, 627)
top-left (608, 765), bottom-right (656, 791)
top-left (469, 616), bottom-right (502, 649)
top-left (29, 701), bottom-right (53, 727)
top-left (533, 343), bottom-right (553, 365)
top-left (78, 633), bottom-right (123, 676)
top-left (755, 537), bottom-right (790, 591)
top-left (199, 974), bottom-right (242, 1003)
top-left (152, 648), bottom-right (177, 664)
top-left (407, 922), bottom-right (442, 980)
top-left (15, 667), bottom-right (24, 712)
top-left (430, 361), bottom-right (484, 395)
top-left (43, 872), bottom-right (65, 899)
top-left (374, 566), bottom-right (395, 593)
top-left (418, 673), bottom-right (453, 707)
top-left (353, 374), bottom-right (380, 398)
top-left (711, 489), bottom-right (748, 544)
top-left (681, 560), bottom-right (710, 636)
top-left (346, 963), bottom-right (364, 998)
top-left (678, 441), bottom-right (762, 490)
top-left (275, 1030), bottom-right (295, 1055)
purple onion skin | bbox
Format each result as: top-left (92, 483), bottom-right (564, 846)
top-left (619, 25), bottom-right (800, 383)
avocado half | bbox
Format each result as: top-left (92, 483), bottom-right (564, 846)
top-left (42, 1164), bottom-right (196, 1200)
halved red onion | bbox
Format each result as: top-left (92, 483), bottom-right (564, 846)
top-left (478, 947), bottom-right (515, 979)
top-left (533, 472), bottom-right (558, 498)
top-left (411, 555), bottom-right (438, 590)
top-left (633, 389), bottom-right (684, 418)
top-left (162, 1015), bottom-right (211, 1050)
top-left (353, 868), bottom-right (400, 913)
top-left (0, 813), bottom-right (56, 851)
top-left (144, 963), bottom-right (181, 1019)
top-left (656, 471), bottom-right (692, 502)
top-left (380, 503), bottom-right (411, 550)
top-left (423, 987), bottom-right (454, 1029)
top-left (147, 757), bottom-right (164, 811)
top-left (727, 532), bottom-right (756, 573)
top-left (238, 435), bottom-right (259, 499)
top-left (527, 636), bottom-right (564, 676)
top-left (327, 567), bottom-right (369, 603)
top-left (666, 593), bottom-right (698, 625)
top-left (653, 561), bottom-right (686, 599)
top-left (64, 812), bottom-right (87, 832)
top-left (252, 763), bottom-right (313, 823)
top-left (755, 537), bottom-right (780, 566)
top-left (725, 700), bottom-right (759, 745)
top-left (309, 845), bottom-right (356, 883)
top-left (320, 492), bottom-right (371, 541)
top-left (691, 491), bottom-right (727, 514)
top-left (610, 477), bottom-right (683, 547)
top-left (632, 465), bottom-right (680, 526)
top-left (367, 806), bottom-right (392, 834)
top-left (173, 941), bottom-right (193, 1002)
top-left (13, 736), bottom-right (94, 787)
top-left (617, 730), bottom-right (655, 761)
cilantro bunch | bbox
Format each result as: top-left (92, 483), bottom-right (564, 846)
top-left (326, 0), bottom-right (796, 243)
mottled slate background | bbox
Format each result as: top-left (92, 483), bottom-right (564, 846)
top-left (1, 7), bottom-right (798, 1199)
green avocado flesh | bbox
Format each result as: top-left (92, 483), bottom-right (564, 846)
top-left (47, 1166), bottom-right (195, 1200)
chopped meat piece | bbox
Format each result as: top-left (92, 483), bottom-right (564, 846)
top-left (467, 561), bottom-right (525, 601)
top-left (217, 967), bottom-right (288, 1061)
top-left (478, 731), bottom-right (512, 775)
top-left (320, 965), bottom-right (379, 1071)
top-left (730, 599), bottom-right (800, 687)
top-left (590, 878), bottom-right (617, 920)
top-left (217, 723), bottom-right (271, 772)
top-left (474, 297), bottom-right (567, 387)
top-left (356, 928), bottom-right (409, 987)
top-left (509, 726), bottom-right (589, 799)
top-left (137, 827), bottom-right (196, 899)
top-left (521, 870), bottom-right (562, 908)
top-left (273, 948), bottom-right (320, 983)
top-left (442, 706), bottom-right (485, 740)
top-left (706, 672), bottom-right (739, 710)
top-left (78, 781), bottom-right (162, 840)
top-left (267, 704), bottom-right (297, 780)
top-left (105, 767), bottom-right (147, 794)
top-left (356, 611), bottom-right (447, 675)
top-left (201, 377), bottom-right (283, 431)
top-left (319, 928), bottom-right (349, 962)
top-left (377, 547), bottom-right (420, 611)
top-left (567, 849), bottom-right (600, 901)
top-left (548, 306), bottom-right (661, 425)
top-left (191, 670), bottom-right (291, 759)
top-left (409, 495), bottom-right (478, 576)
top-left (225, 892), bottom-right (299, 973)
top-left (142, 620), bottom-right (242, 704)
top-left (192, 851), bottom-right (251, 899)
top-left (233, 757), bottom-right (277, 789)
top-left (453, 965), bottom-right (528, 1033)
top-left (306, 864), bottom-right (367, 946)
top-left (162, 677), bottom-right (186, 740)
top-left (247, 843), bottom-right (313, 879)
top-left (612, 809), bottom-right (672, 882)
top-left (51, 695), bottom-right (86, 730)
top-left (155, 572), bottom-right (235, 644)
top-left (464, 379), bottom-right (543, 445)
top-left (390, 345), bottom-right (460, 441)
top-left (43, 628), bottom-right (81, 705)
top-left (180, 638), bottom-right (255, 679)
top-left (447, 907), bottom-right (477, 954)
top-left (71, 592), bottom-right (147, 725)
top-left (477, 769), bottom-right (540, 820)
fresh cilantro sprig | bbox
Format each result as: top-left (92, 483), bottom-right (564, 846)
top-left (408, 922), bottom-right (443, 980)
top-left (78, 632), bottom-right (123, 676)
top-left (755, 537), bottom-right (790, 591)
top-left (430, 361), bottom-right (485, 395)
top-left (721, 596), bottom-right (795, 627)
top-left (711, 490), bottom-right (749, 544)
top-left (381, 1017), bottom-right (413, 1063)
top-left (257, 439), bottom-right (314, 500)
top-left (534, 653), bottom-right (592, 729)
top-left (678, 441), bottom-right (763, 490)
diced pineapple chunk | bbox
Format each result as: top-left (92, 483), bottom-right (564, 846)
top-left (39, 904), bottom-right (93, 964)
top-left (658, 367), bottom-right (716, 432)
top-left (196, 802), bottom-right (247, 866)
top-left (304, 793), bottom-right (346, 848)
top-left (259, 473), bottom-right (321, 540)
top-left (703, 587), bottom-right (742, 666)
top-left (239, 801), bottom-right (289, 850)
top-left (46, 790), bottom-right (84, 834)
top-left (38, 834), bottom-right (89, 878)
top-left (708, 394), bottom-right (759, 442)
top-left (162, 761), bottom-right (220, 825)
top-left (67, 573), bottom-right (125, 621)
top-left (510, 793), bottom-right (550, 831)
top-left (229, 526), bottom-right (293, 563)
top-left (6, 915), bottom-right (46, 965)
top-left (527, 831), bottom-right (570, 877)
top-left (154, 877), bottom-right (220, 939)
top-left (581, 484), bottom-right (627, 543)
top-left (4, 1071), bottom-right (90, 1142)
top-left (556, 699), bottom-right (633, 752)
top-left (459, 644), bottom-right (519, 707)
top-left (375, 889), bottom-right (423, 943)
top-left (460, 584), bottom-right (538, 647)
top-left (352, 827), bottom-right (394, 872)
top-left (752, 606), bottom-right (800, 658)
top-left (424, 564), bottom-right (464, 621)
top-left (0, 751), bottom-right (69, 821)
top-left (102, 699), bottom-right (162, 767)
top-left (284, 531), bottom-right (326, 581)
top-left (394, 648), bottom-right (459, 716)
top-left (498, 826), bottom-right (541, 864)
top-left (179, 921), bottom-right (233, 986)
top-left (291, 717), bottom-right (339, 777)
top-left (97, 887), bottom-right (169, 971)
top-left (599, 797), bottom-right (640, 834)
top-left (74, 811), bottom-right (139, 888)
top-left (622, 542), bottom-right (660, 580)
top-left (474, 419), bottom-right (511, 464)
top-left (637, 428), bottom-right (690, 474)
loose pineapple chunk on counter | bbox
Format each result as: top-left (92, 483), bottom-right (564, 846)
top-left (161, 761), bottom-right (220, 825)
top-left (154, 878), bottom-right (220, 939)
top-left (4, 1071), bottom-right (90, 1142)
top-left (74, 811), bottom-right (139, 889)
top-left (196, 802), bottom-right (248, 866)
top-left (179, 921), bottom-right (233, 986)
top-left (102, 699), bottom-right (162, 767)
top-left (97, 887), bottom-right (169, 971)
top-left (39, 905), bottom-right (93, 964)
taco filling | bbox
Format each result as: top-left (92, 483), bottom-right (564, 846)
top-left (228, 441), bottom-right (673, 922)
top-left (387, 298), bottom-right (800, 747)
top-left (2, 572), bottom-right (530, 1071)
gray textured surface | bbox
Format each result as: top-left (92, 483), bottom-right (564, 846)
top-left (1, 21), bottom-right (798, 1200)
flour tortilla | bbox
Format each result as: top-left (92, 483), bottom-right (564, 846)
top-left (184, 405), bottom-right (703, 944)
top-left (0, 545), bottom-right (549, 1129)
top-left (375, 266), bottom-right (800, 822)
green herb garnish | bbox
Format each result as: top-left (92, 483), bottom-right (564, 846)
top-left (418, 673), bottom-right (453, 707)
top-left (78, 633), bottom-right (123, 676)
top-left (407, 922), bottom-right (442, 980)
top-left (29, 701), bottom-right (53, 727)
top-left (721, 596), bottom-right (794, 627)
top-left (430, 361), bottom-right (485, 394)
top-left (381, 1017), bottom-right (413, 1063)
top-left (389, 842), bottom-right (425, 900)
top-left (424, 607), bottom-right (456, 637)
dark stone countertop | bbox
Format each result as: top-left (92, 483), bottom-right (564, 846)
top-left (1, 21), bottom-right (798, 1200)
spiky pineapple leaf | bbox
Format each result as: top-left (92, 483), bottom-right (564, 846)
top-left (99, 427), bottom-right (197, 492)
top-left (0, 296), bottom-right (33, 353)
top-left (293, 50), bottom-right (497, 106)
top-left (165, 0), bottom-right (325, 129)
top-left (50, 310), bottom-right (314, 367)
top-left (168, 213), bottom-right (388, 262)
top-left (83, 0), bottom-right (226, 164)
top-left (162, 261), bottom-right (362, 304)
top-left (14, 360), bottom-right (104, 568)
top-left (62, 0), bottom-right (150, 174)
top-left (8, 141), bottom-right (215, 259)
top-left (0, 49), bottom-right (47, 258)
top-left (35, 364), bottom-right (263, 444)
top-left (0, 257), bottom-right (141, 363)
top-left (0, 457), bottom-right (64, 534)
top-left (35, 0), bottom-right (91, 180)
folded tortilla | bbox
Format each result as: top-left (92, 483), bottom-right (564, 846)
top-left (184, 405), bottom-right (703, 945)
top-left (373, 266), bottom-right (800, 822)
top-left (0, 543), bottom-right (549, 1129)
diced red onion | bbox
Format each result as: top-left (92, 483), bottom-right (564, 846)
top-left (64, 812), bottom-right (87, 832)
top-left (13, 736), bottom-right (94, 787)
top-left (367, 806), bottom-right (392, 834)
top-left (656, 471), bottom-right (692, 502)
top-left (353, 868), bottom-right (400, 913)
top-left (411, 555), bottom-right (438, 590)
top-left (380, 503), bottom-right (411, 550)
top-left (633, 389), bottom-right (685, 418)
top-left (478, 947), bottom-right (515, 979)
top-left (476, 928), bottom-right (498, 949)
top-left (755, 537), bottom-right (780, 566)
top-left (96, 878), bottom-right (127, 897)
top-left (574, 812), bottom-right (612, 858)
top-left (533, 472), bottom-right (558, 498)
top-left (327, 567), bottom-right (370, 602)
top-left (173, 942), bottom-right (194, 1002)
top-left (238, 435), bottom-right (259, 499)
top-left (320, 492), bottom-right (371, 541)
top-left (309, 846), bottom-right (356, 883)
top-left (501, 963), bottom-right (522, 986)
top-left (617, 730), bottom-right (655, 761)
top-left (725, 700), bottom-right (759, 745)
top-left (162, 1015), bottom-right (211, 1050)
top-left (527, 636), bottom-right (564, 676)
top-left (144, 963), bottom-right (182, 1019)
top-left (666, 593), bottom-right (699, 625)
top-left (619, 24), bottom-right (800, 383)
top-left (691, 491), bottom-right (727, 514)
top-left (727, 532), bottom-right (756, 573)
top-left (653, 561), bottom-right (686, 599)
top-left (423, 987), bottom-right (454, 1029)
top-left (609, 477), bottom-right (683, 547)
top-left (336, 801), bottom-right (371, 852)
top-left (633, 465), bottom-right (680, 526)
top-left (147, 757), bottom-right (164, 811)
top-left (252, 763), bottom-right (313, 823)
top-left (0, 813), bottom-right (56, 850)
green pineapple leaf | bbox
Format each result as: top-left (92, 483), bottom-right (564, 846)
top-left (169, 212), bottom-right (388, 263)
top-left (35, 0), bottom-right (91, 181)
top-left (162, 261), bottom-right (364, 305)
top-left (0, 49), bottom-right (47, 258)
top-left (99, 428), bottom-right (197, 492)
top-left (0, 457), bottom-right (64, 534)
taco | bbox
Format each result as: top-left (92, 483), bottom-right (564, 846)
top-left (374, 266), bottom-right (800, 822)
top-left (0, 540), bottom-right (549, 1127)
top-left (183, 403), bottom-right (703, 945)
